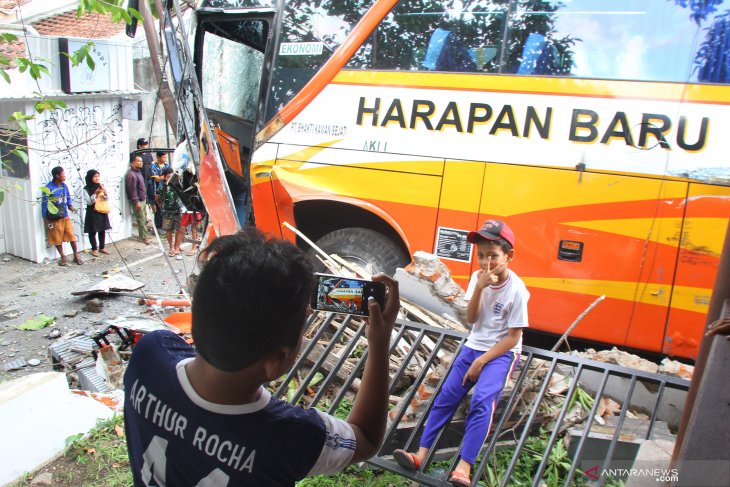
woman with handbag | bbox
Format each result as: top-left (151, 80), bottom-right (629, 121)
top-left (83, 169), bottom-right (112, 257)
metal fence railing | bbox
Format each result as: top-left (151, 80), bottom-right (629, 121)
top-left (274, 312), bottom-right (690, 486)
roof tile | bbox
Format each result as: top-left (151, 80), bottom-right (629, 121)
top-left (0, 37), bottom-right (26, 69)
top-left (0, 0), bottom-right (30, 10)
top-left (32, 9), bottom-right (126, 39)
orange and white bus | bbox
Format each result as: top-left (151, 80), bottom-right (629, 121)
top-left (192, 0), bottom-right (730, 359)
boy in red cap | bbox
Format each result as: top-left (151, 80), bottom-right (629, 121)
top-left (393, 219), bottom-right (529, 486)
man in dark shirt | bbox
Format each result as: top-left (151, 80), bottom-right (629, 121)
top-left (125, 155), bottom-right (149, 244)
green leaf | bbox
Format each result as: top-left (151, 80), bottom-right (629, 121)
top-left (39, 186), bottom-right (51, 196)
top-left (310, 372), bottom-right (324, 387)
top-left (0, 70), bottom-right (9, 83)
top-left (86, 55), bottom-right (95, 71)
top-left (286, 379), bottom-right (298, 403)
top-left (47, 201), bottom-right (58, 214)
top-left (1, 32), bottom-right (18, 42)
top-left (11, 149), bottom-right (28, 163)
top-left (17, 314), bottom-right (56, 331)
top-left (128, 7), bottom-right (142, 21)
top-left (0, 190), bottom-right (4, 207)
top-left (64, 432), bottom-right (84, 446)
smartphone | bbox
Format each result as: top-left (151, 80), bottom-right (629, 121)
top-left (312, 273), bottom-right (386, 317)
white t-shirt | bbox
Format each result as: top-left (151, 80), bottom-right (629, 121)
top-left (464, 269), bottom-right (530, 353)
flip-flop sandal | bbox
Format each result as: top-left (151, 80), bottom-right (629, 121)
top-left (393, 450), bottom-right (420, 470)
top-left (449, 471), bottom-right (472, 487)
top-left (58, 260), bottom-right (68, 267)
top-left (186, 248), bottom-right (197, 256)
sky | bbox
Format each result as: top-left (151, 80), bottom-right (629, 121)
top-left (552, 0), bottom-right (728, 83)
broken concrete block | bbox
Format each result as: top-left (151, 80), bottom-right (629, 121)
top-left (658, 358), bottom-right (694, 380)
top-left (0, 372), bottom-right (115, 485)
top-left (97, 345), bottom-right (124, 389)
top-left (578, 347), bottom-right (659, 374)
top-left (395, 251), bottom-right (468, 324)
top-left (63, 310), bottom-right (79, 318)
top-left (83, 298), bottom-right (104, 313)
top-left (3, 358), bottom-right (27, 371)
top-left (29, 472), bottom-right (53, 486)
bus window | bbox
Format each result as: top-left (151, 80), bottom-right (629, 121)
top-left (351, 0), bottom-right (508, 72)
top-left (200, 19), bottom-right (267, 122)
top-left (266, 1), bottom-right (372, 121)
top-left (511, 0), bottom-right (730, 83)
top-left (202, 0), bottom-right (274, 7)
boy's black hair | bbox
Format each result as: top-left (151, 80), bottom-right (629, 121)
top-left (476, 236), bottom-right (513, 254)
top-left (161, 167), bottom-right (174, 176)
top-left (156, 151), bottom-right (167, 158)
top-left (191, 228), bottom-right (314, 371)
top-left (130, 153), bottom-right (141, 163)
top-left (51, 166), bottom-right (64, 178)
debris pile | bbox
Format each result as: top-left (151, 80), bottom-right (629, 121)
top-left (395, 251), bottom-right (469, 325)
top-left (574, 347), bottom-right (694, 380)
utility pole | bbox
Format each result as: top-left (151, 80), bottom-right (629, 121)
top-left (672, 219), bottom-right (730, 485)
top-left (139, 0), bottom-right (178, 131)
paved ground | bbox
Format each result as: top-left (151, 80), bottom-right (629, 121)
top-left (0, 233), bottom-right (200, 383)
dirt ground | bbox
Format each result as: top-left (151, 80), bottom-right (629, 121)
top-left (0, 234), bottom-right (200, 383)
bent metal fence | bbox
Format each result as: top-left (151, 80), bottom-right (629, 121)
top-left (273, 312), bottom-right (690, 486)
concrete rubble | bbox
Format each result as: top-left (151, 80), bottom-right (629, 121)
top-left (575, 347), bottom-right (694, 380)
top-left (395, 251), bottom-right (469, 325)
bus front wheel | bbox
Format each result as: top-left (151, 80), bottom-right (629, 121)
top-left (309, 228), bottom-right (409, 277)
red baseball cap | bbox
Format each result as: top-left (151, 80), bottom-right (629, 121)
top-left (466, 219), bottom-right (515, 248)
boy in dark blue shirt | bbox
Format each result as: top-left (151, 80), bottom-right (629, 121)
top-left (124, 228), bottom-right (399, 486)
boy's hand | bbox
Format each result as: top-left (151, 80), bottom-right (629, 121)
top-left (365, 274), bottom-right (399, 349)
top-left (476, 258), bottom-right (506, 289)
top-left (463, 357), bottom-right (486, 385)
top-left (706, 317), bottom-right (730, 341)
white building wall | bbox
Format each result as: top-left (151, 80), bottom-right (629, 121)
top-left (28, 97), bottom-right (133, 262)
top-left (0, 35), bottom-right (136, 262)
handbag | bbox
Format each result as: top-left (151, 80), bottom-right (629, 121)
top-left (94, 194), bottom-right (111, 214)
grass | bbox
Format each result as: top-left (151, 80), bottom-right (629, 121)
top-left (296, 465), bottom-right (410, 486)
top-left (13, 415), bottom-right (132, 487)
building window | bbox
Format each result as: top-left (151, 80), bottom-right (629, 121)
top-left (0, 132), bottom-right (29, 180)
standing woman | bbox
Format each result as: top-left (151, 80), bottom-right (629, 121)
top-left (83, 169), bottom-right (112, 256)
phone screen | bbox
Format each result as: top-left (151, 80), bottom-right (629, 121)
top-left (312, 273), bottom-right (386, 317)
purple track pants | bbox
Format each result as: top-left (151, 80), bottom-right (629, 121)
top-left (419, 345), bottom-right (519, 464)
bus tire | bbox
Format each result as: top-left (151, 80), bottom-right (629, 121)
top-left (310, 228), bottom-right (409, 276)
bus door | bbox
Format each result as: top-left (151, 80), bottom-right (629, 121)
top-left (432, 160), bottom-right (486, 286)
top-left (476, 163), bottom-right (686, 353)
top-left (195, 6), bottom-right (277, 227)
top-left (663, 183), bottom-right (730, 358)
